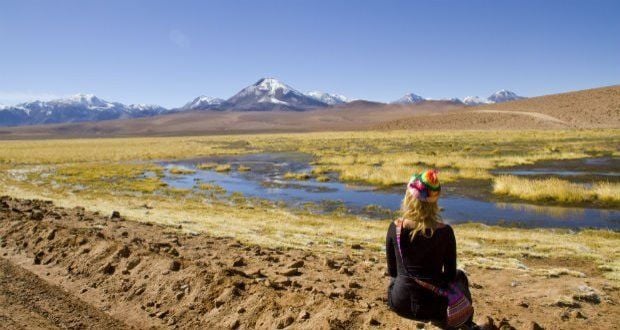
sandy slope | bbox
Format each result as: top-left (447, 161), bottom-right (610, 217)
top-left (0, 258), bottom-right (127, 329)
top-left (1, 196), bottom-right (618, 329)
top-left (473, 85), bottom-right (620, 128)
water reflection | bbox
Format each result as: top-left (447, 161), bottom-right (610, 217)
top-left (160, 154), bottom-right (619, 230)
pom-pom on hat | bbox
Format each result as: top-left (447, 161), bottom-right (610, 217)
top-left (407, 169), bottom-right (441, 203)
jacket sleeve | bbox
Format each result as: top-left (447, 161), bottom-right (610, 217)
top-left (442, 225), bottom-right (457, 282)
top-left (386, 223), bottom-right (397, 277)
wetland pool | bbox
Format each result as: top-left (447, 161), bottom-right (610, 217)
top-left (160, 153), bottom-right (619, 230)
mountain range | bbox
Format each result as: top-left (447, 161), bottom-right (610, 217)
top-left (0, 78), bottom-right (525, 127)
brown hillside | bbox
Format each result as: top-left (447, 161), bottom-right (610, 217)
top-left (377, 85), bottom-right (620, 130)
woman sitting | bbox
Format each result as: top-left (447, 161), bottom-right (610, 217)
top-left (386, 170), bottom-right (475, 329)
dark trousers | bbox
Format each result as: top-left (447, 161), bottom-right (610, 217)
top-left (387, 270), bottom-right (472, 329)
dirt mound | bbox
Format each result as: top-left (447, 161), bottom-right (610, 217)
top-left (1, 196), bottom-right (618, 329)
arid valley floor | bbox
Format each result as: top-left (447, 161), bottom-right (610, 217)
top-left (0, 87), bottom-right (619, 329)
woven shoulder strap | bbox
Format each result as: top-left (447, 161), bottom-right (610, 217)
top-left (395, 219), bottom-right (446, 297)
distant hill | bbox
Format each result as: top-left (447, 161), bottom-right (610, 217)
top-left (472, 85), bottom-right (620, 127)
top-left (0, 101), bottom-right (464, 139)
top-left (377, 85), bottom-right (620, 130)
top-left (0, 94), bottom-right (167, 127)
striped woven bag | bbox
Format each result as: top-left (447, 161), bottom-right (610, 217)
top-left (395, 219), bottom-right (474, 328)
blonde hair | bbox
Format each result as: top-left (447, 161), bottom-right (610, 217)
top-left (400, 188), bottom-right (442, 240)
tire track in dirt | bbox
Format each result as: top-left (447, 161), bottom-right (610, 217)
top-left (471, 110), bottom-right (570, 126)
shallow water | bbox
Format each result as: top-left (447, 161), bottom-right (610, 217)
top-left (493, 157), bottom-right (620, 182)
top-left (160, 153), bottom-right (619, 230)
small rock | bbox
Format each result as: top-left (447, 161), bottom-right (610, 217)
top-left (169, 260), bottom-right (181, 271)
top-left (348, 281), bottom-right (362, 289)
top-left (276, 315), bottom-right (294, 329)
top-left (350, 243), bottom-right (363, 250)
top-left (243, 268), bottom-right (263, 278)
top-left (573, 291), bottom-right (601, 304)
top-left (279, 268), bottom-right (301, 276)
top-left (110, 211), bottom-right (121, 220)
top-left (229, 318), bottom-right (240, 329)
top-left (287, 260), bottom-right (304, 268)
top-left (416, 322), bottom-right (425, 329)
top-left (368, 317), bottom-right (381, 326)
top-left (323, 258), bottom-right (338, 269)
top-left (30, 209), bottom-right (44, 220)
top-left (274, 277), bottom-right (292, 287)
top-left (570, 310), bottom-right (587, 319)
top-left (215, 287), bottom-right (239, 307)
top-left (156, 310), bottom-right (169, 319)
top-left (554, 297), bottom-right (581, 308)
top-left (338, 267), bottom-right (352, 276)
top-left (237, 307), bottom-right (246, 314)
top-left (100, 263), bottom-right (116, 275)
top-left (116, 245), bottom-right (131, 258)
top-left (530, 321), bottom-right (544, 330)
top-left (125, 257), bottom-right (141, 271)
top-left (298, 310), bottom-right (310, 320)
top-left (231, 257), bottom-right (246, 267)
top-left (47, 229), bottom-right (56, 240)
top-left (518, 301), bottom-right (529, 308)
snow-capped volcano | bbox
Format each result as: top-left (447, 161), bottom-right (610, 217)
top-left (392, 93), bottom-right (426, 104)
top-left (462, 96), bottom-right (491, 106)
top-left (487, 89), bottom-right (525, 103)
top-left (306, 91), bottom-right (349, 105)
top-left (461, 90), bottom-right (526, 106)
top-left (221, 78), bottom-right (327, 111)
top-left (0, 94), bottom-right (168, 127)
top-left (49, 93), bottom-right (115, 109)
top-left (181, 96), bottom-right (225, 110)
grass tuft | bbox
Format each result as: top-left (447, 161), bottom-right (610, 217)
top-left (493, 175), bottom-right (620, 204)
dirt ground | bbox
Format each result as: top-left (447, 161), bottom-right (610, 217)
top-left (1, 196), bottom-right (618, 329)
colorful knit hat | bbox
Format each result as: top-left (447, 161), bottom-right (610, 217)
top-left (407, 169), bottom-right (441, 203)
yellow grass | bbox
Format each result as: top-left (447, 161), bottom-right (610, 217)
top-left (197, 162), bottom-right (218, 170)
top-left (214, 164), bottom-right (231, 172)
top-left (283, 172), bottom-right (311, 180)
top-left (169, 167), bottom-right (196, 175)
top-left (493, 175), bottom-right (620, 204)
top-left (237, 165), bottom-right (251, 172)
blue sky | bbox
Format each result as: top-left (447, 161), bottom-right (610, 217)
top-left (0, 0), bottom-right (618, 107)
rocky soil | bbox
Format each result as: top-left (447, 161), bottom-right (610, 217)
top-left (0, 196), bottom-right (618, 329)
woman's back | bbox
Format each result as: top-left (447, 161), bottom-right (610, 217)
top-left (386, 220), bottom-right (457, 286)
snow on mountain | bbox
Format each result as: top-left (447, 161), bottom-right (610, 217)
top-left (48, 93), bottom-right (115, 109)
top-left (0, 94), bottom-right (168, 127)
top-left (487, 89), bottom-right (525, 103)
top-left (181, 96), bottom-right (225, 110)
top-left (392, 93), bottom-right (426, 104)
top-left (462, 96), bottom-right (491, 106)
top-left (460, 90), bottom-right (526, 106)
top-left (306, 91), bottom-right (349, 105)
top-left (222, 78), bottom-right (327, 111)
